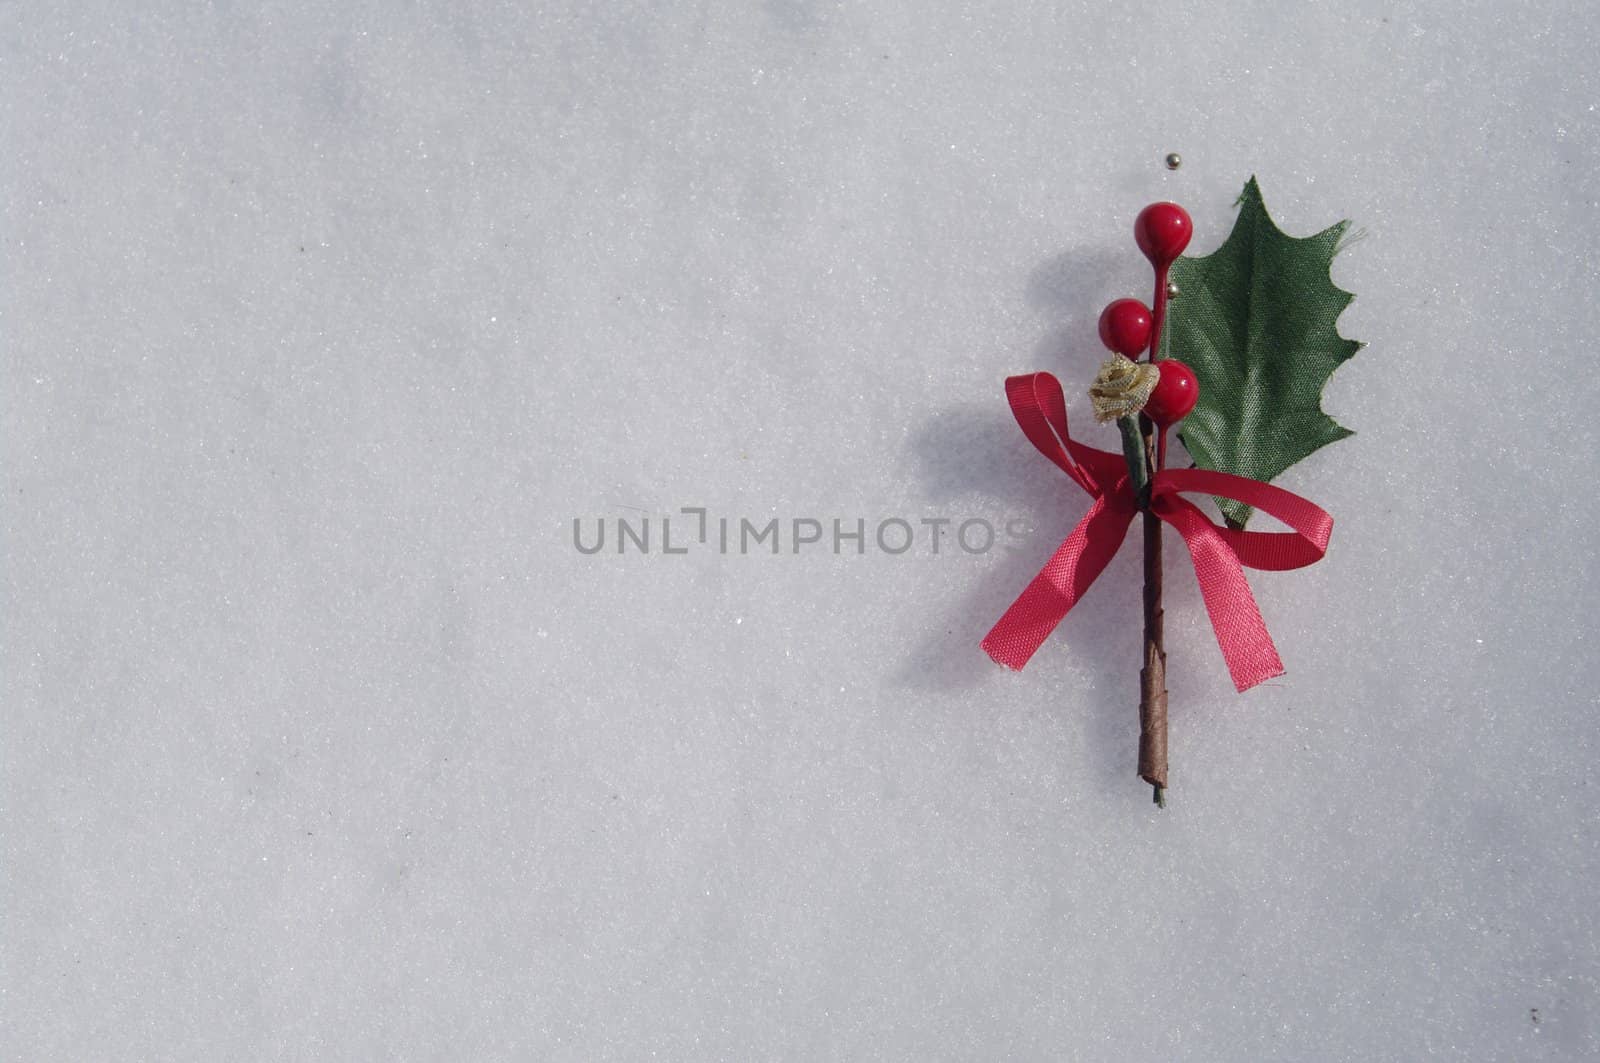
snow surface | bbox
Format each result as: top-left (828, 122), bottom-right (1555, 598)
top-left (5, 2), bottom-right (1600, 1059)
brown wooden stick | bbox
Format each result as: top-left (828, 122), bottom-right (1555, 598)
top-left (1138, 418), bottom-right (1168, 805)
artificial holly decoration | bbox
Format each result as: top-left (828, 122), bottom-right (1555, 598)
top-left (981, 178), bottom-right (1359, 805)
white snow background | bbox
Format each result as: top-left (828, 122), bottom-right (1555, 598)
top-left (5, 2), bottom-right (1599, 1060)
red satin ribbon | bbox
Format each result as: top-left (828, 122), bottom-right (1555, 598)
top-left (981, 372), bottom-right (1333, 692)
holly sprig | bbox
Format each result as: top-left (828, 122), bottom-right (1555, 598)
top-left (1078, 183), bottom-right (1361, 803)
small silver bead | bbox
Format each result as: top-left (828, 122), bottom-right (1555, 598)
top-left (1166, 281), bottom-right (1180, 298)
top-left (1164, 152), bottom-right (1182, 170)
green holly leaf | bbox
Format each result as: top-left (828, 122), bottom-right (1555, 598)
top-left (1169, 177), bottom-right (1361, 526)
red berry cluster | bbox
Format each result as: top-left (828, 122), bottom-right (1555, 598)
top-left (1096, 203), bottom-right (1199, 426)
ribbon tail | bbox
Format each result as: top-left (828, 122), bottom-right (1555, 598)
top-left (1157, 496), bottom-right (1284, 692)
top-left (981, 498), bottom-right (1135, 670)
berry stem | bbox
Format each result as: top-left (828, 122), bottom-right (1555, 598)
top-left (1149, 264), bottom-right (1169, 365)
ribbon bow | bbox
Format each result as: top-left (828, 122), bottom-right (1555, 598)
top-left (981, 372), bottom-right (1333, 692)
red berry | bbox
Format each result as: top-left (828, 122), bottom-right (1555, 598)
top-left (1134, 202), bottom-right (1193, 269)
top-left (1144, 359), bottom-right (1199, 425)
top-left (1097, 298), bottom-right (1153, 356)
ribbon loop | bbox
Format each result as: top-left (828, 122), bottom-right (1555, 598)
top-left (1154, 468), bottom-right (1331, 572)
top-left (981, 372), bottom-right (1333, 692)
top-left (1002, 373), bottom-right (1133, 500)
